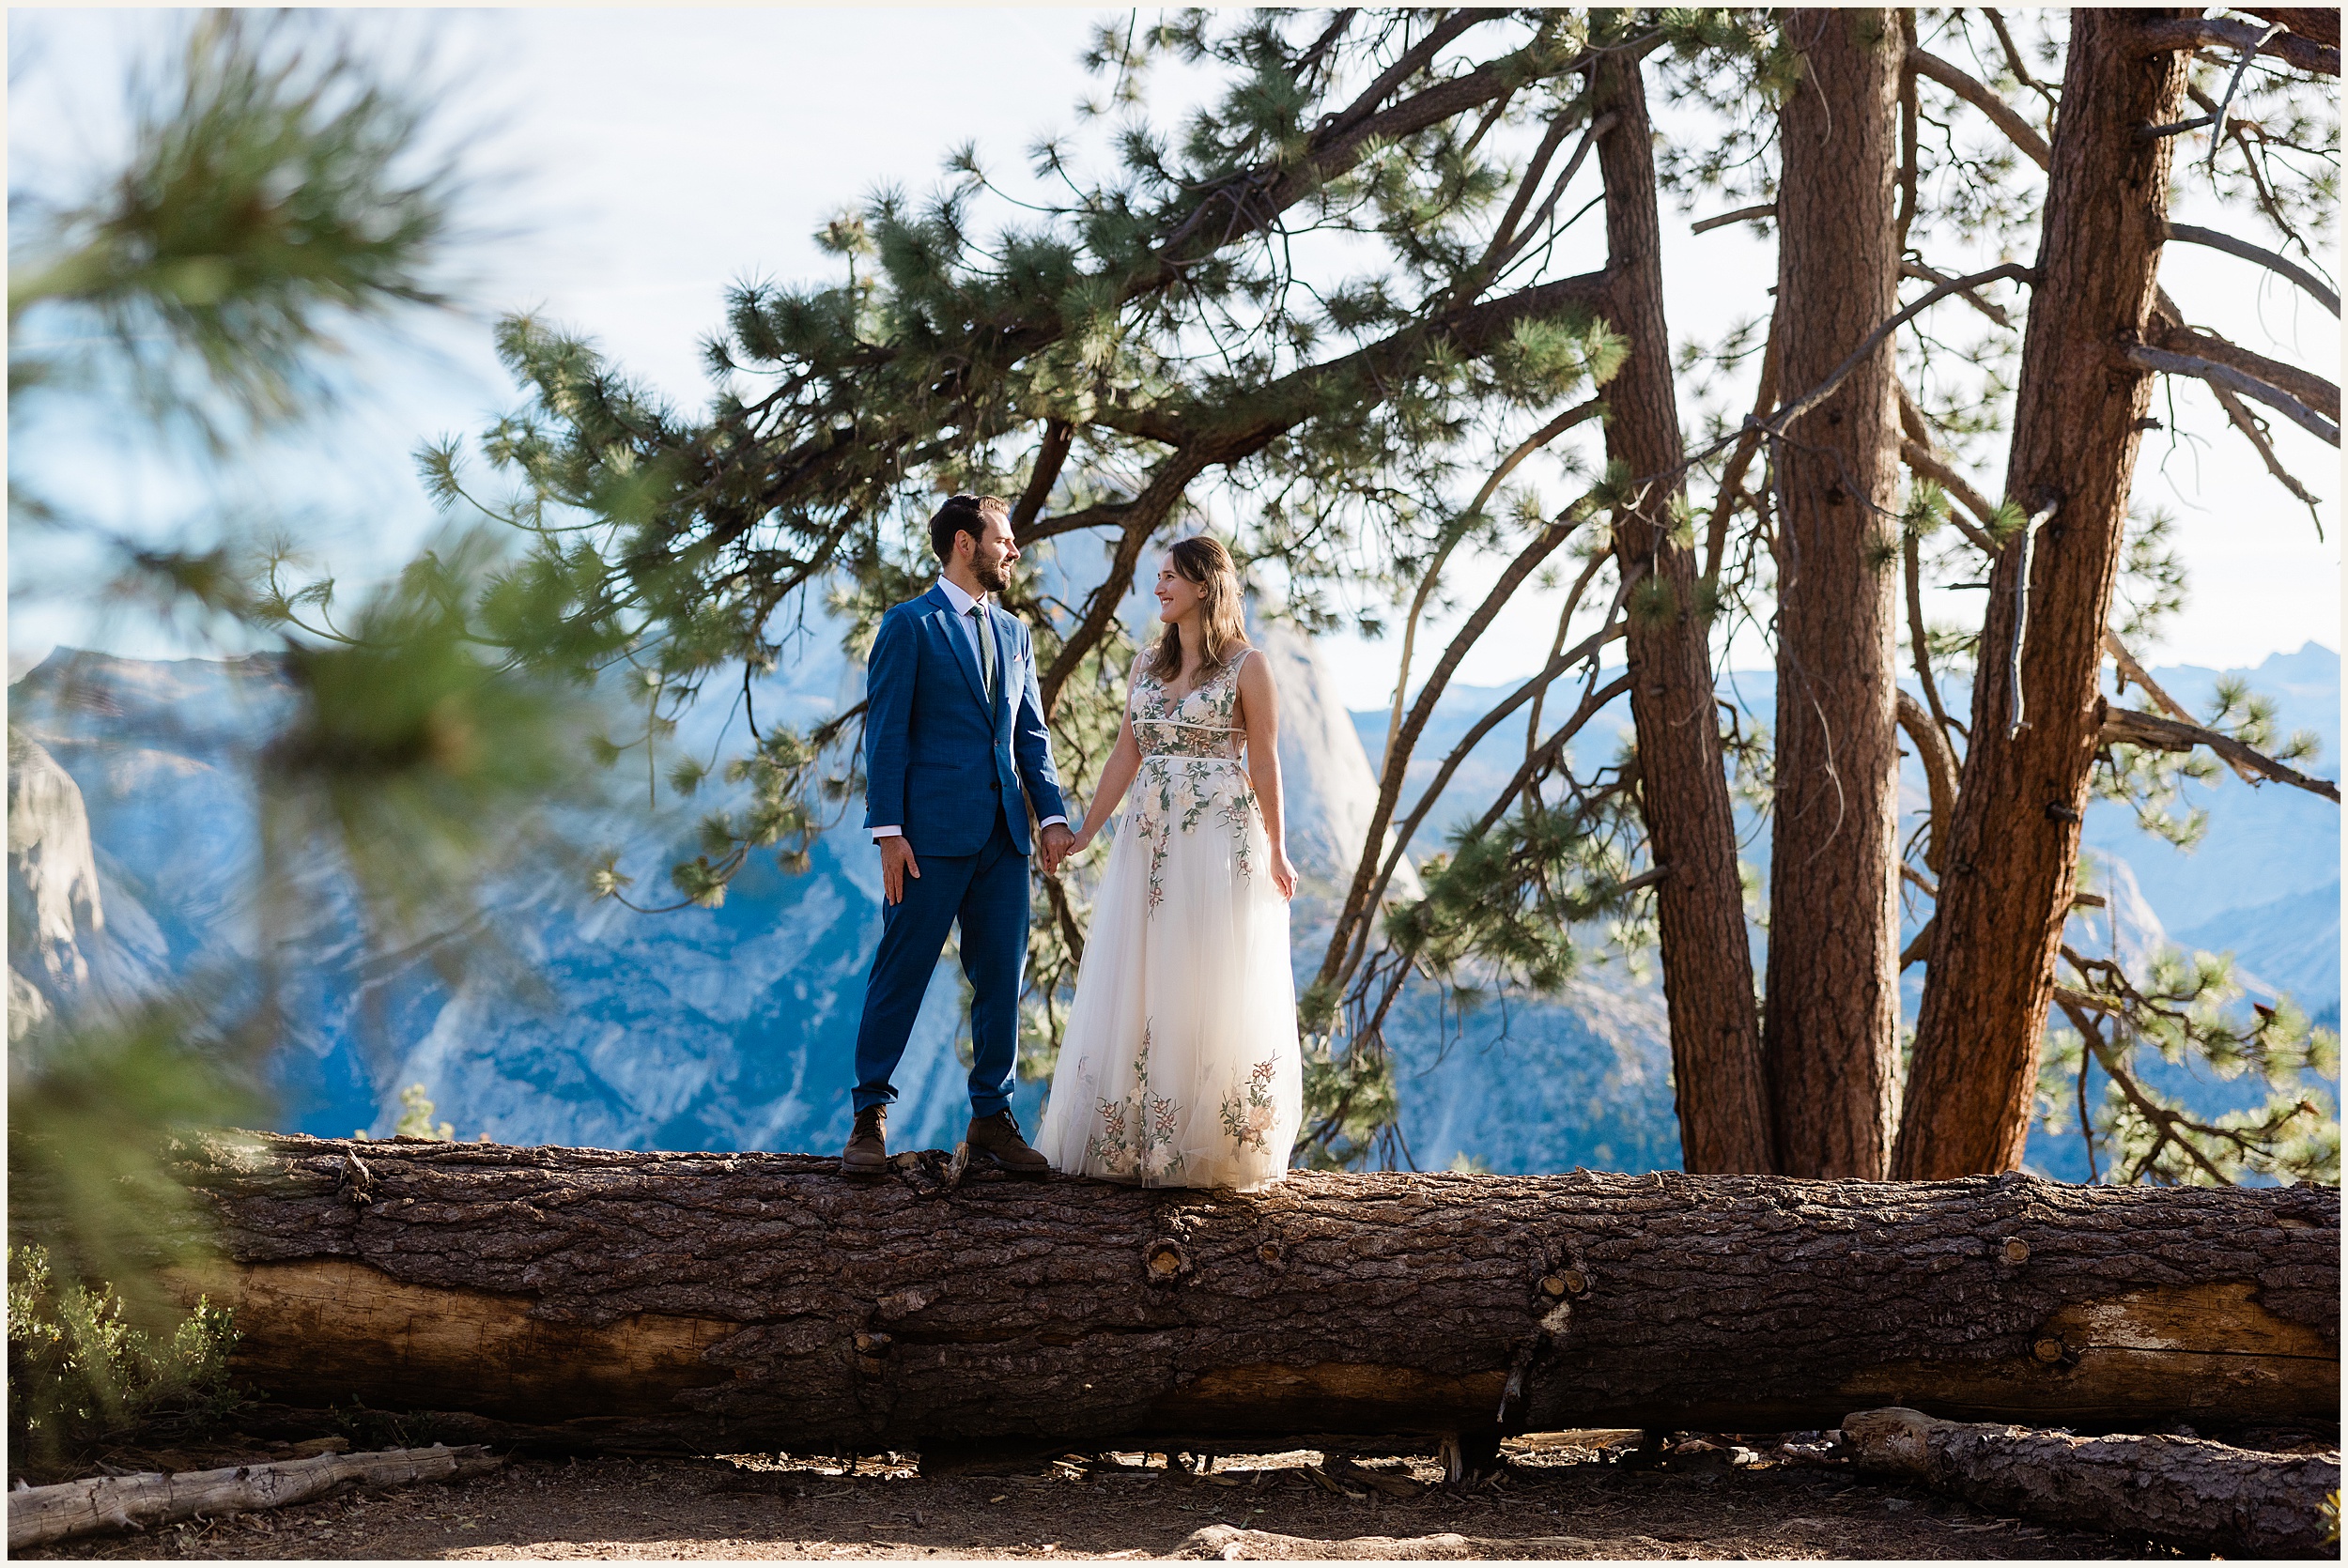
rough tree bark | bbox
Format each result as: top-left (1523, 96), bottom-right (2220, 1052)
top-left (1591, 55), bottom-right (1774, 1176)
top-left (1843, 1407), bottom-right (2340, 1558)
top-left (1762, 8), bottom-right (1908, 1179)
top-left (1894, 11), bottom-right (2193, 1178)
top-left (149, 1135), bottom-right (2337, 1456)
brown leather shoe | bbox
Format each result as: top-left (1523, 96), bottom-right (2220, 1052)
top-left (842, 1105), bottom-right (888, 1177)
top-left (966, 1109), bottom-right (1050, 1177)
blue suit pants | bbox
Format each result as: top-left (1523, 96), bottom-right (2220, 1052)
top-left (852, 811), bottom-right (1027, 1117)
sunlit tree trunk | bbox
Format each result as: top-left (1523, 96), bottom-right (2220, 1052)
top-left (1895, 10), bottom-right (2193, 1178)
top-left (1592, 54), bottom-right (1774, 1175)
top-left (1762, 8), bottom-right (1907, 1177)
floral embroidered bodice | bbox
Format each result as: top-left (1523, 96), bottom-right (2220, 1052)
top-left (1131, 657), bottom-right (1244, 762)
top-left (1123, 654), bottom-right (1258, 915)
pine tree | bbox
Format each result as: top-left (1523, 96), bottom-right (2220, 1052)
top-left (439, 8), bottom-right (2338, 1184)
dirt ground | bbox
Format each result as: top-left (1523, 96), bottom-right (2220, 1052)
top-left (23, 1434), bottom-right (2187, 1560)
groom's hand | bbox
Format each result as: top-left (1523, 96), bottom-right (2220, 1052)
top-left (1038, 822), bottom-right (1075, 875)
top-left (880, 837), bottom-right (920, 904)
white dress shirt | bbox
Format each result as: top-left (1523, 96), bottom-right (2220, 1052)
top-left (872, 579), bottom-right (1067, 842)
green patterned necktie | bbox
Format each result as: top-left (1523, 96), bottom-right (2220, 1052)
top-left (969, 605), bottom-right (997, 705)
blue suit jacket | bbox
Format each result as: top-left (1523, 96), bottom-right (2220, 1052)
top-left (862, 585), bottom-right (1068, 858)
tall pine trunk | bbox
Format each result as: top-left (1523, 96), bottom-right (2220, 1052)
top-left (1593, 54), bottom-right (1774, 1175)
top-left (1894, 11), bottom-right (2193, 1178)
top-left (1761, 9), bottom-right (1907, 1177)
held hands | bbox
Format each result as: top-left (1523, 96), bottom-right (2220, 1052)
top-left (879, 837), bottom-right (920, 905)
top-left (1037, 821), bottom-right (1076, 875)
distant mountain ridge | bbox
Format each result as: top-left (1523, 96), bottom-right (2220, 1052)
top-left (8, 638), bottom-right (2336, 1179)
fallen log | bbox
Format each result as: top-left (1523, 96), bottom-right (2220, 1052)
top-left (6, 1442), bottom-right (502, 1551)
top-left (154, 1134), bottom-right (2337, 1454)
top-left (1842, 1407), bottom-right (2339, 1558)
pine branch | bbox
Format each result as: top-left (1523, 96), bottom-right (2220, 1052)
top-left (2165, 223), bottom-right (2340, 316)
top-left (2150, 322), bottom-right (2338, 422)
top-left (1021, 500), bottom-right (1134, 546)
top-left (1982, 8), bottom-right (2060, 115)
top-left (2122, 344), bottom-right (2340, 446)
top-left (1702, 322), bottom-right (1777, 596)
top-left (2102, 627), bottom-right (2258, 786)
top-left (1896, 689), bottom-right (1961, 875)
top-left (2137, 15), bottom-right (2340, 79)
top-left (1908, 47), bottom-right (2051, 169)
top-left (1900, 260), bottom-right (2014, 327)
top-left (1320, 521), bottom-right (1618, 996)
top-left (1758, 264), bottom-right (2038, 443)
top-left (2100, 704), bottom-right (2340, 803)
top-left (2208, 378), bottom-right (2327, 525)
top-left (1452, 668), bottom-right (1635, 848)
top-left (1897, 440), bottom-right (2001, 553)
top-left (1690, 203), bottom-right (1776, 235)
top-left (1010, 419), bottom-right (1075, 535)
top-left (1381, 398), bottom-right (1604, 771)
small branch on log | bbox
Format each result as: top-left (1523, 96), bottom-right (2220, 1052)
top-left (2166, 222), bottom-right (2340, 316)
top-left (1908, 48), bottom-right (2052, 168)
top-left (2137, 14), bottom-right (2341, 78)
top-left (2100, 704), bottom-right (2340, 802)
top-left (2123, 345), bottom-right (2341, 446)
top-left (7, 1445), bottom-right (503, 1551)
top-left (1842, 1407), bottom-right (2340, 1558)
top-left (1899, 915), bottom-right (1934, 971)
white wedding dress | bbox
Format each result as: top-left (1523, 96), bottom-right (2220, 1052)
top-left (1036, 652), bottom-right (1302, 1191)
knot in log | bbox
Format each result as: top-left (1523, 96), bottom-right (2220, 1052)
top-left (1143, 1239), bottom-right (1193, 1285)
top-left (2002, 1237), bottom-right (2031, 1264)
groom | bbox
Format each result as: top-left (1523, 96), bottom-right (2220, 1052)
top-left (842, 493), bottom-right (1074, 1178)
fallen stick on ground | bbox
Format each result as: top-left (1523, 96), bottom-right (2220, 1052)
top-left (1172, 1523), bottom-right (1613, 1560)
top-left (1841, 1407), bottom-right (2340, 1558)
top-left (7, 1442), bottom-right (503, 1551)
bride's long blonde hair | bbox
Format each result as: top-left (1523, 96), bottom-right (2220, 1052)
top-left (1145, 536), bottom-right (1248, 680)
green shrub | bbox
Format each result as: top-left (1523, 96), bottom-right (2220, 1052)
top-left (6, 1244), bottom-right (242, 1466)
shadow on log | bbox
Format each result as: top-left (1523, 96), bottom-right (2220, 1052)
top-left (150, 1134), bottom-right (2337, 1454)
top-left (1843, 1407), bottom-right (2340, 1557)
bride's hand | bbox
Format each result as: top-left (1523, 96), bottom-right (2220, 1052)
top-left (1269, 849), bottom-right (1298, 901)
top-left (1071, 824), bottom-right (1097, 855)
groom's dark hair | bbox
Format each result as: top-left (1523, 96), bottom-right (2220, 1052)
top-left (929, 493), bottom-right (1008, 562)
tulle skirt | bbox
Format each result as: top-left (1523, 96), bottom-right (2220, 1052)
top-left (1036, 755), bottom-right (1302, 1191)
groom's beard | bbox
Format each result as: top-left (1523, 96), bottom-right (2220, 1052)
top-left (974, 556), bottom-right (1012, 595)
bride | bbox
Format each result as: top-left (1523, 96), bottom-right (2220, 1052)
top-left (1035, 536), bottom-right (1303, 1191)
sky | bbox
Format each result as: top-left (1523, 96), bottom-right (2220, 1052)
top-left (8, 8), bottom-right (2340, 709)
